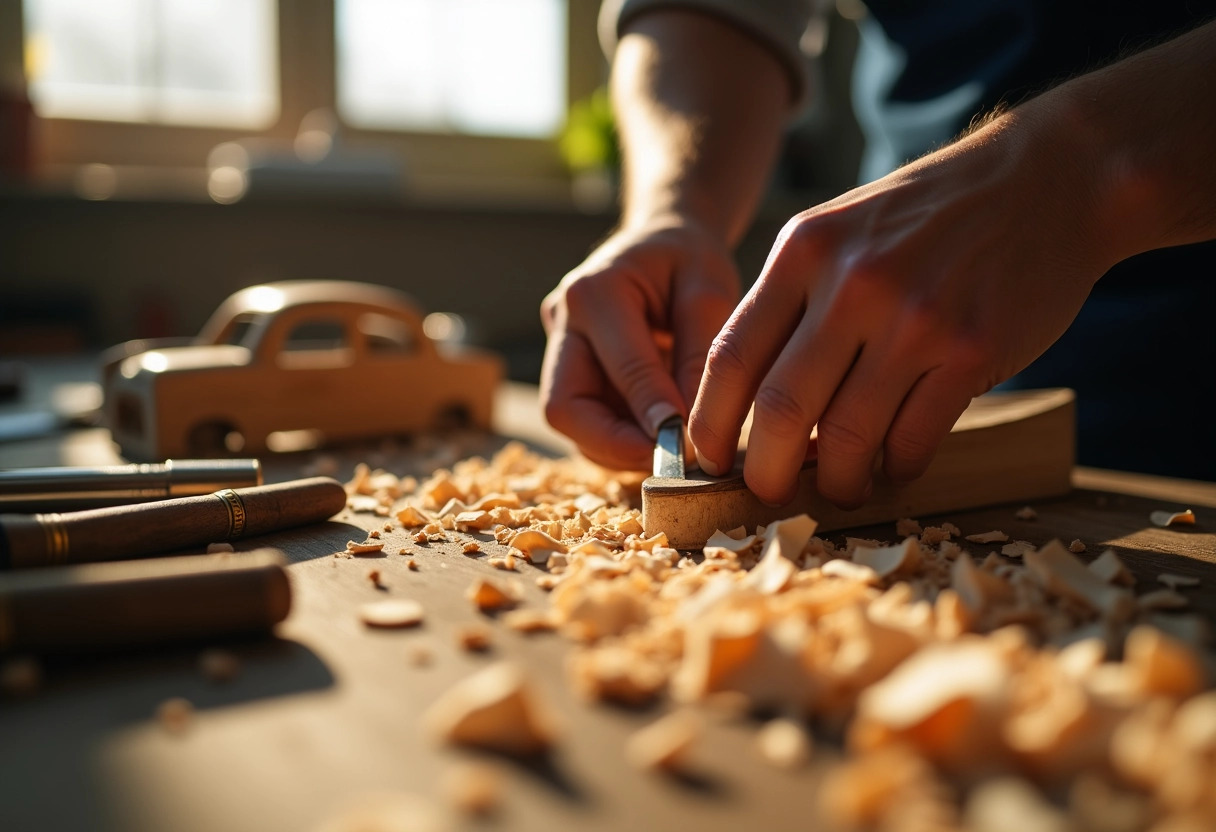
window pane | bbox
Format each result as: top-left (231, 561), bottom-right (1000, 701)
top-left (24, 0), bottom-right (278, 128)
top-left (337, 0), bottom-right (566, 138)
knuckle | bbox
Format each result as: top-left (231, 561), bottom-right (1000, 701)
top-left (703, 331), bottom-right (749, 382)
top-left (613, 352), bottom-right (660, 400)
top-left (816, 414), bottom-right (878, 461)
top-left (884, 425), bottom-right (938, 471)
top-left (753, 384), bottom-right (812, 440)
top-left (542, 396), bottom-right (574, 435)
top-left (560, 276), bottom-right (599, 321)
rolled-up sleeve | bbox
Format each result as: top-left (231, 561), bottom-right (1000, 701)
top-left (597, 0), bottom-right (819, 108)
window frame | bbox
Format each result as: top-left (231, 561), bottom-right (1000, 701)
top-left (11, 0), bottom-right (605, 195)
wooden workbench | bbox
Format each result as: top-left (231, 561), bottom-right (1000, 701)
top-left (1, 383), bottom-right (1213, 832)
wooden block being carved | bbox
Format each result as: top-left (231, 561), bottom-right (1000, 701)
top-left (642, 389), bottom-right (1075, 549)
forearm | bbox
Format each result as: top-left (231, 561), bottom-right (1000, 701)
top-left (1047, 19), bottom-right (1216, 264)
top-left (612, 8), bottom-right (794, 246)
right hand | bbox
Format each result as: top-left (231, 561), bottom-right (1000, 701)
top-left (540, 216), bottom-right (739, 470)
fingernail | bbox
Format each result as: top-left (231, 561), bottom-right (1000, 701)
top-left (644, 402), bottom-right (681, 437)
top-left (694, 445), bottom-right (725, 477)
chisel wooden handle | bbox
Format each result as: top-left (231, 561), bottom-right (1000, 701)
top-left (0, 549), bottom-right (290, 651)
top-left (0, 477), bottom-right (347, 569)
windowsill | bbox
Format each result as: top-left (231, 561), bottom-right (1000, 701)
top-left (1, 164), bottom-right (625, 216)
top-left (1, 165), bottom-right (833, 221)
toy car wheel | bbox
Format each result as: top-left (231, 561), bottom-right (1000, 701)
top-left (187, 420), bottom-right (245, 456)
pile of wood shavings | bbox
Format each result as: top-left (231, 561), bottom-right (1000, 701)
top-left (347, 442), bottom-right (1215, 831)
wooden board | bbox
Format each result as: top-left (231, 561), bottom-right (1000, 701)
top-left (644, 389), bottom-right (1075, 547)
top-left (1, 384), bottom-right (1214, 832)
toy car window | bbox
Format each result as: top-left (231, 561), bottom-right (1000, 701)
top-left (281, 320), bottom-right (348, 351)
top-left (359, 312), bottom-right (417, 354)
top-left (222, 313), bottom-right (263, 347)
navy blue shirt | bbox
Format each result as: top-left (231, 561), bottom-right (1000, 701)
top-left (855, 1), bottom-right (1216, 480)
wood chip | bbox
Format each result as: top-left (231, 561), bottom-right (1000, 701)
top-left (625, 711), bottom-right (701, 772)
top-left (467, 578), bottom-right (518, 612)
top-left (966, 530), bottom-right (1009, 544)
top-left (1068, 539), bottom-right (1086, 553)
top-left (407, 558), bottom-right (419, 571)
top-left (157, 697), bottom-right (194, 735)
top-left (367, 569), bottom-right (382, 587)
top-left (408, 645), bottom-right (435, 667)
top-left (1137, 589), bottom-right (1189, 611)
top-left (346, 540), bottom-right (385, 555)
top-left (1157, 573), bottom-right (1200, 590)
top-left (501, 609), bottom-right (558, 633)
top-left (424, 662), bottom-right (556, 755)
top-left (459, 625), bottom-right (493, 652)
top-left (442, 761), bottom-right (503, 816)
top-left (1088, 549), bottom-right (1136, 586)
top-left (756, 718), bottom-right (812, 769)
top-left (896, 518), bottom-right (923, 536)
top-left (462, 541), bottom-right (481, 555)
top-left (1001, 540), bottom-right (1036, 558)
top-left (198, 648), bottom-right (240, 683)
top-left (359, 599), bottom-right (425, 628)
top-left (1149, 509), bottom-right (1196, 528)
top-left (1015, 506), bottom-right (1038, 521)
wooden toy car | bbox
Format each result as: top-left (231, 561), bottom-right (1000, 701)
top-left (102, 281), bottom-right (503, 460)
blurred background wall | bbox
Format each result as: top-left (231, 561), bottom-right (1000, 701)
top-left (0, 0), bottom-right (865, 382)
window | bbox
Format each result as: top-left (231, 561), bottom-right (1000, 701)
top-left (12, 0), bottom-right (604, 195)
top-left (337, 0), bottom-right (566, 139)
top-left (23, 0), bottom-right (277, 128)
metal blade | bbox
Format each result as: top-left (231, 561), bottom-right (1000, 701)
top-left (653, 415), bottom-right (685, 479)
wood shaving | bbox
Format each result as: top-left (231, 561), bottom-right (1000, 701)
top-left (501, 609), bottom-right (557, 633)
top-left (407, 558), bottom-right (419, 571)
top-left (368, 530), bottom-right (381, 539)
top-left (1015, 506), bottom-right (1038, 521)
top-left (359, 599), bottom-right (424, 628)
top-left (625, 711), bottom-right (701, 772)
top-left (756, 718), bottom-right (812, 769)
top-left (413, 531), bottom-right (428, 544)
top-left (1088, 549), bottom-right (1136, 586)
top-left (966, 530), bottom-right (1009, 544)
top-left (458, 626), bottom-right (492, 652)
top-left (424, 662), bottom-right (556, 755)
top-left (1157, 573), bottom-right (1200, 590)
top-left (1136, 589), bottom-right (1189, 611)
top-left (198, 648), bottom-right (240, 683)
top-left (352, 438), bottom-right (1214, 830)
top-left (346, 540), bottom-right (385, 555)
top-left (408, 645), bottom-right (434, 667)
top-left (1068, 539), bottom-right (1086, 553)
top-left (466, 578), bottom-right (518, 612)
top-left (1150, 509), bottom-right (1196, 528)
top-left (157, 697), bottom-right (194, 735)
top-left (462, 541), bottom-right (481, 555)
top-left (1000, 540), bottom-right (1036, 558)
top-left (441, 761), bottom-right (502, 816)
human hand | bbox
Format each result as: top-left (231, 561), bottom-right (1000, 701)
top-left (689, 104), bottom-right (1122, 508)
top-left (540, 216), bottom-right (739, 470)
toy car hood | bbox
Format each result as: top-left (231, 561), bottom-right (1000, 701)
top-left (117, 344), bottom-right (252, 378)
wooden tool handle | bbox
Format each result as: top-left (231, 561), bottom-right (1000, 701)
top-left (0, 549), bottom-right (290, 652)
top-left (0, 477), bottom-right (347, 570)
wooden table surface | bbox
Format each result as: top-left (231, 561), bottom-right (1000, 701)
top-left (1, 382), bottom-right (1213, 832)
